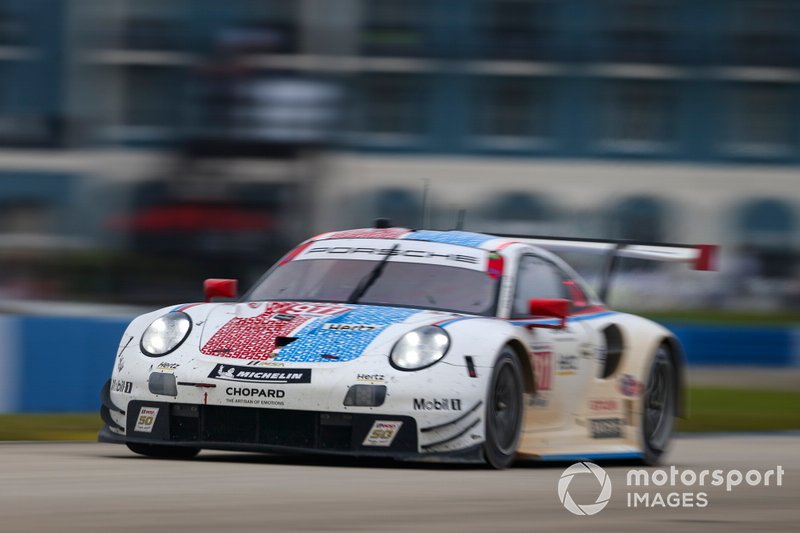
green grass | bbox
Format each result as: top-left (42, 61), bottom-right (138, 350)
top-left (678, 387), bottom-right (800, 432)
top-left (0, 413), bottom-right (101, 441)
top-left (1, 387), bottom-right (797, 441)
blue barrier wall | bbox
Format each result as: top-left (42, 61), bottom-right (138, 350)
top-left (664, 323), bottom-right (798, 368)
top-left (17, 316), bottom-right (129, 412)
top-left (0, 315), bottom-right (797, 413)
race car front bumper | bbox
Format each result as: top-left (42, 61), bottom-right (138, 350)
top-left (99, 397), bottom-right (484, 463)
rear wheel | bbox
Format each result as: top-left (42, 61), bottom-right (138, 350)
top-left (641, 345), bottom-right (676, 465)
top-left (127, 442), bottom-right (200, 459)
top-left (483, 348), bottom-right (524, 469)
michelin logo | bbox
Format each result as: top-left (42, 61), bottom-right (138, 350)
top-left (209, 364), bottom-right (311, 384)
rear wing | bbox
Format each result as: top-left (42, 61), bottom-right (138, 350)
top-left (494, 233), bottom-right (718, 301)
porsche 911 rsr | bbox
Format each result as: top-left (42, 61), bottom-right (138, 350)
top-left (99, 226), bottom-right (715, 468)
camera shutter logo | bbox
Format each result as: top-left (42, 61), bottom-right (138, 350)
top-left (558, 462), bottom-right (612, 516)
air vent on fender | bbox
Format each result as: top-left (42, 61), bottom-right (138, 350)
top-left (601, 325), bottom-right (624, 379)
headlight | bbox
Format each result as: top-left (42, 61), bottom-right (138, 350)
top-left (390, 326), bottom-right (450, 371)
top-left (140, 312), bottom-right (192, 357)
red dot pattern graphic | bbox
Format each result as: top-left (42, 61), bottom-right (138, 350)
top-left (200, 302), bottom-right (348, 360)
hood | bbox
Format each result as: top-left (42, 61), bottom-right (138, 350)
top-left (196, 301), bottom-right (463, 363)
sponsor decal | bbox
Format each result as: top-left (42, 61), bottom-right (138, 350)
top-left (557, 354), bottom-right (579, 374)
top-left (208, 364), bottom-right (311, 384)
top-left (305, 245), bottom-right (480, 266)
top-left (589, 399), bottom-right (619, 412)
top-left (224, 387), bottom-right (286, 406)
top-left (619, 374), bottom-right (644, 397)
top-left (244, 360), bottom-right (286, 367)
top-left (156, 362), bottom-right (179, 370)
top-left (413, 398), bottom-right (462, 411)
top-left (357, 373), bottom-right (386, 383)
top-left (134, 407), bottom-right (159, 433)
top-left (225, 387), bottom-right (285, 398)
top-left (110, 378), bottom-right (132, 394)
top-left (531, 347), bottom-right (553, 391)
top-left (322, 323), bottom-right (382, 332)
top-left (590, 418), bottom-right (624, 439)
top-left (363, 420), bottom-right (403, 447)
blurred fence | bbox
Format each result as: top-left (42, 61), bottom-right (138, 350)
top-left (0, 313), bottom-right (798, 413)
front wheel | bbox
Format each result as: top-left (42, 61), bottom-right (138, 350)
top-left (127, 442), bottom-right (200, 459)
top-left (641, 345), bottom-right (677, 465)
top-left (483, 348), bottom-right (524, 469)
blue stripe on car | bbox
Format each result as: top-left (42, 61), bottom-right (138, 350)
top-left (403, 230), bottom-right (495, 248)
top-left (274, 306), bottom-right (420, 363)
top-left (537, 452), bottom-right (643, 461)
top-left (509, 311), bottom-right (617, 327)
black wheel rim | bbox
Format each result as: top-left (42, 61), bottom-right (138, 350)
top-left (491, 361), bottom-right (521, 454)
top-left (643, 350), bottom-right (674, 451)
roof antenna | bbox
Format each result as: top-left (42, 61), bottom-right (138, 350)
top-left (374, 218), bottom-right (391, 229)
top-left (420, 179), bottom-right (430, 229)
top-left (455, 209), bottom-right (466, 230)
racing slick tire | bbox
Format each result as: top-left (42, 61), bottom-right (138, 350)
top-left (127, 442), bottom-right (201, 459)
top-left (483, 347), bottom-right (524, 469)
top-left (641, 344), bottom-right (677, 465)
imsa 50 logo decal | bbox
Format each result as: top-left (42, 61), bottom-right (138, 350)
top-left (134, 407), bottom-right (159, 433)
top-left (362, 421), bottom-right (403, 447)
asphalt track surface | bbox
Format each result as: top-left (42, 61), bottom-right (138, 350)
top-left (0, 435), bottom-right (797, 532)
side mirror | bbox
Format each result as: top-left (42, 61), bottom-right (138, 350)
top-left (204, 278), bottom-right (238, 303)
top-left (527, 298), bottom-right (570, 329)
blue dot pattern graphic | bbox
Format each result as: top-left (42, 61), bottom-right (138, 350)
top-left (404, 230), bottom-right (495, 248)
top-left (274, 305), bottom-right (420, 363)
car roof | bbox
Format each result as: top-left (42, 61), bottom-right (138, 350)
top-left (312, 227), bottom-right (516, 251)
top-left (292, 226), bottom-right (600, 303)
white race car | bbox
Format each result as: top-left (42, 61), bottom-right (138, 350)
top-left (99, 226), bottom-right (716, 468)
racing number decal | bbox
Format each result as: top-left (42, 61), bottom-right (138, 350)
top-left (278, 303), bottom-right (347, 316)
top-left (532, 350), bottom-right (553, 391)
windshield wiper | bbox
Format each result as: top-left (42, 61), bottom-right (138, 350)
top-left (347, 243), bottom-right (399, 304)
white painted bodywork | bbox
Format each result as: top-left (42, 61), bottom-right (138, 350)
top-left (105, 229), bottom-right (685, 462)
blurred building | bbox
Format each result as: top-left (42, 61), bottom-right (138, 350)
top-left (0, 0), bottom-right (798, 306)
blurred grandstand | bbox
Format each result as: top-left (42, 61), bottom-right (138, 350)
top-left (0, 0), bottom-right (798, 310)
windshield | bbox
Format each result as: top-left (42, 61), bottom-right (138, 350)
top-left (248, 258), bottom-right (497, 316)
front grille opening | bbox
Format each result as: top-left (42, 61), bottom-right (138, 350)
top-left (158, 403), bottom-right (416, 454)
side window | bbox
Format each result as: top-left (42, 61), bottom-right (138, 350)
top-left (563, 280), bottom-right (589, 311)
top-left (512, 255), bottom-right (568, 317)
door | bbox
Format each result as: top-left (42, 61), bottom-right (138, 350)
top-left (510, 255), bottom-right (593, 432)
